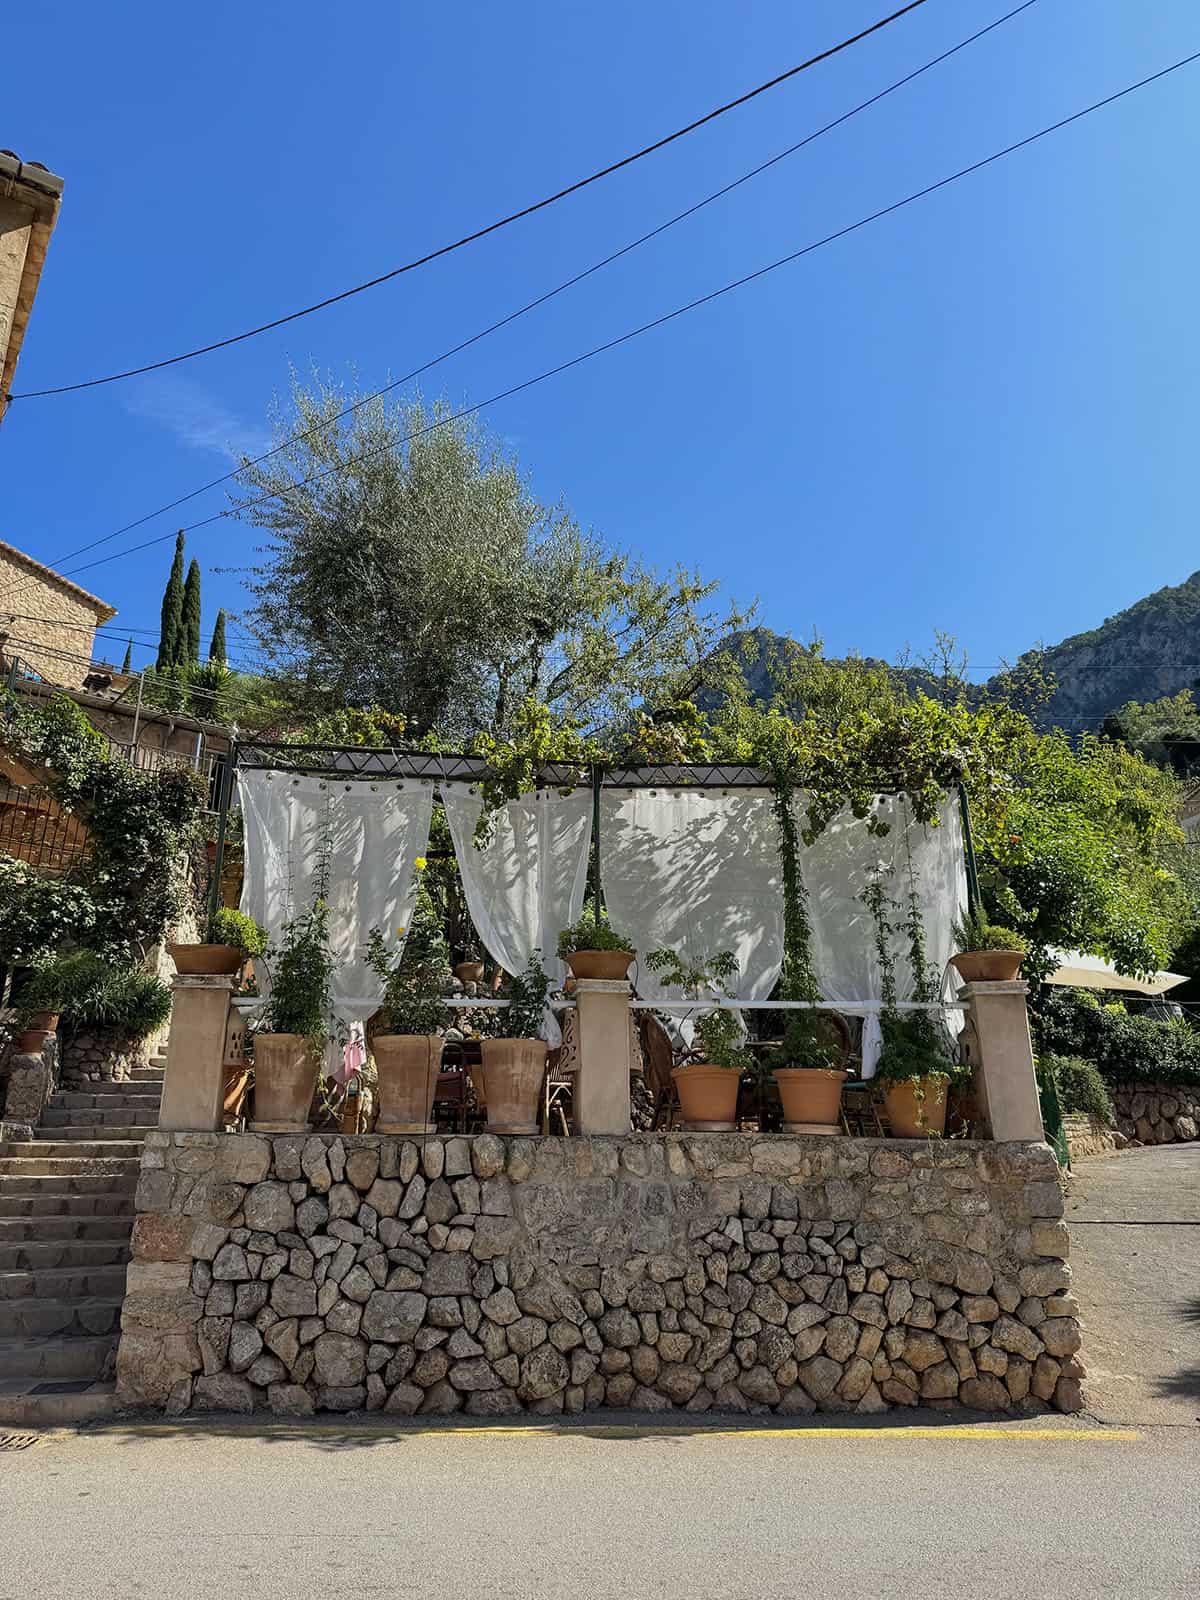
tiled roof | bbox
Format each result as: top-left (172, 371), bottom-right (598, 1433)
top-left (0, 539), bottom-right (117, 620)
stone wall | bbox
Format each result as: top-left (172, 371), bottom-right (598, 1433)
top-left (0, 1038), bottom-right (55, 1124)
top-left (60, 1027), bottom-right (149, 1089)
top-left (1062, 1114), bottom-right (1117, 1162)
top-left (1111, 1083), bottom-right (1199, 1146)
top-left (0, 544), bottom-right (110, 683)
top-left (117, 1133), bottom-right (1082, 1420)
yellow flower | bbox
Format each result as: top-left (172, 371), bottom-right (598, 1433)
top-left (414, 856), bottom-right (427, 871)
top-left (395, 925), bottom-right (406, 937)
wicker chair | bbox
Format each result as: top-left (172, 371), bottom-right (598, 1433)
top-left (637, 1011), bottom-right (680, 1130)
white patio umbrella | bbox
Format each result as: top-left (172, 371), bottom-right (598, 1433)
top-left (1045, 950), bottom-right (1188, 996)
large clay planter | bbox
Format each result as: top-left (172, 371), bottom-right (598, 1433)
top-left (884, 1075), bottom-right (950, 1138)
top-left (949, 949), bottom-right (1025, 984)
top-left (251, 1034), bottom-right (318, 1132)
top-left (672, 1063), bottom-right (739, 1129)
top-left (374, 1034), bottom-right (444, 1133)
top-left (775, 1067), bottom-right (847, 1132)
top-left (564, 949), bottom-right (635, 981)
top-left (168, 942), bottom-right (242, 977)
top-left (480, 1039), bottom-right (548, 1133)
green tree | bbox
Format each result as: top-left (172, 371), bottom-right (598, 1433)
top-left (155, 531), bottom-right (185, 670)
top-left (230, 376), bottom-right (746, 739)
top-left (182, 558), bottom-right (202, 664)
top-left (120, 640), bottom-right (132, 673)
top-left (1101, 688), bottom-right (1200, 774)
top-left (208, 609), bottom-right (228, 663)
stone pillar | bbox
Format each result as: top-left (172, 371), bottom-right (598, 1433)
top-left (961, 980), bottom-right (1045, 1142)
top-left (573, 979), bottom-right (632, 1136)
top-left (157, 976), bottom-right (236, 1133)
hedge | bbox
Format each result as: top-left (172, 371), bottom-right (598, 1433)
top-left (1031, 987), bottom-right (1200, 1088)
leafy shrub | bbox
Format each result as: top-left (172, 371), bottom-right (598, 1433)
top-left (501, 956), bottom-right (551, 1040)
top-left (556, 910), bottom-right (634, 957)
top-left (365, 927), bottom-right (447, 1036)
top-left (693, 1007), bottom-right (753, 1071)
top-left (1041, 1053), bottom-right (1115, 1125)
top-left (953, 907), bottom-right (1029, 952)
top-left (1031, 986), bottom-right (1200, 1088)
top-left (33, 951), bottom-right (173, 1039)
top-left (874, 1009), bottom-right (957, 1086)
top-left (0, 859), bottom-right (97, 966)
top-left (260, 898), bottom-right (336, 1044)
top-left (208, 907), bottom-right (267, 957)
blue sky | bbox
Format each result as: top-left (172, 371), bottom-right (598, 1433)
top-left (3, 0), bottom-right (1199, 688)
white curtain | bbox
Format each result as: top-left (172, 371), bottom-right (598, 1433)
top-left (802, 793), bottom-right (967, 1076)
top-left (441, 786), bottom-right (593, 1043)
top-left (599, 788), bottom-right (784, 1015)
top-left (239, 771), bottom-right (435, 1042)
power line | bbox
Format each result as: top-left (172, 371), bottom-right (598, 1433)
top-left (60, 47), bottom-right (1200, 582)
top-left (8, 2), bottom-right (932, 401)
top-left (46, 1), bottom-right (1039, 572)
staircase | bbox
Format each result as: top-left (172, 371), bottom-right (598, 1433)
top-left (0, 1052), bottom-right (164, 1425)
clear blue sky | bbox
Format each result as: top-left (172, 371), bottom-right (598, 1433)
top-left (3, 0), bottom-right (1198, 686)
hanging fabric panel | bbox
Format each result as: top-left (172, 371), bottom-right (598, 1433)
top-left (801, 792), bottom-right (967, 1076)
top-left (441, 786), bottom-right (593, 1043)
top-left (599, 788), bottom-right (784, 1010)
top-left (239, 771), bottom-right (435, 1033)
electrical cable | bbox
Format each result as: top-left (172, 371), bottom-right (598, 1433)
top-left (59, 47), bottom-right (1200, 581)
top-left (7, 2), bottom-right (931, 400)
top-left (45, 0), bottom-right (1038, 572)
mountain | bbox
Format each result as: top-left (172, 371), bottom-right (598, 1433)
top-left (1013, 572), bottom-right (1200, 733)
top-left (710, 571), bottom-right (1200, 733)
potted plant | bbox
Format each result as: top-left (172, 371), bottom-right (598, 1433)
top-left (646, 948), bottom-right (748, 1128)
top-left (168, 907), bottom-right (267, 977)
top-left (768, 1011), bottom-right (849, 1131)
top-left (365, 927), bottom-right (449, 1133)
top-left (480, 956), bottom-right (551, 1133)
top-left (556, 909), bottom-right (636, 981)
top-left (251, 895), bottom-right (337, 1133)
top-left (949, 907), bottom-right (1029, 984)
top-left (13, 955), bottom-right (68, 1052)
top-left (863, 864), bottom-right (959, 1138)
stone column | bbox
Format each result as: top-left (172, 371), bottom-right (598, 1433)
top-left (960, 980), bottom-right (1045, 1142)
top-left (157, 976), bottom-right (236, 1133)
top-left (573, 979), bottom-right (632, 1136)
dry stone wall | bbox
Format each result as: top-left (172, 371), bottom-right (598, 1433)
top-left (1111, 1083), bottom-right (1199, 1146)
top-left (116, 1132), bottom-right (1083, 1419)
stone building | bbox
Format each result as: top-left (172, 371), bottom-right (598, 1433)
top-left (0, 150), bottom-right (63, 427)
top-left (0, 538), bottom-right (117, 684)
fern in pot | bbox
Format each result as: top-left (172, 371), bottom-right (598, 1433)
top-left (170, 907), bottom-right (268, 979)
top-left (252, 895), bottom-right (338, 1133)
top-left (366, 927), bottom-right (449, 1134)
top-left (645, 947), bottom-right (748, 1129)
top-left (480, 956), bottom-right (551, 1134)
top-left (949, 906), bottom-right (1029, 984)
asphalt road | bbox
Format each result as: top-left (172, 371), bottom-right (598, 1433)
top-left (1, 1415), bottom-right (1194, 1600)
top-left (1066, 1141), bottom-right (1200, 1426)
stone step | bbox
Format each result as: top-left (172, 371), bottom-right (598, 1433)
top-left (42, 1104), bottom-right (160, 1127)
top-left (0, 1296), bottom-right (122, 1339)
top-left (130, 1068), bottom-right (165, 1081)
top-left (56, 1085), bottom-right (163, 1104)
top-left (0, 1171), bottom-right (138, 1196)
top-left (0, 1155), bottom-right (142, 1178)
top-left (0, 1263), bottom-right (128, 1302)
top-left (0, 1239), bottom-right (130, 1271)
top-left (4, 1140), bottom-right (145, 1161)
top-left (36, 1124), bottom-right (155, 1142)
top-left (0, 1213), bottom-right (133, 1242)
top-left (0, 1333), bottom-right (114, 1380)
top-left (0, 1380), bottom-right (117, 1426)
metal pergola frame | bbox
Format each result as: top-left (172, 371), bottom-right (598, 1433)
top-left (208, 738), bottom-right (981, 930)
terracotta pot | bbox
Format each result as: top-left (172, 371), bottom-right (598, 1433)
top-left (15, 1030), bottom-right (52, 1053)
top-left (565, 949), bottom-right (635, 981)
top-left (374, 1034), bottom-right (444, 1133)
top-left (480, 1038), bottom-right (548, 1133)
top-left (25, 1011), bottom-right (60, 1033)
top-left (949, 949), bottom-right (1025, 984)
top-left (884, 1075), bottom-right (950, 1138)
top-left (455, 961), bottom-right (485, 985)
top-left (251, 1034), bottom-right (318, 1132)
top-left (468, 1061), bottom-right (487, 1111)
top-left (775, 1067), bottom-right (847, 1128)
top-left (671, 1062), bottom-right (739, 1128)
top-left (168, 942), bottom-right (243, 977)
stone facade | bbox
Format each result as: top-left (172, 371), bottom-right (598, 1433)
top-left (59, 1028), bottom-right (149, 1089)
top-left (1111, 1083), bottom-right (1199, 1147)
top-left (116, 1132), bottom-right (1083, 1419)
top-left (1062, 1114), bottom-right (1117, 1162)
top-left (0, 541), bottom-right (115, 685)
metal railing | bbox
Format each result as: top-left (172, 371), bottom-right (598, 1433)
top-left (0, 775), bottom-right (93, 874)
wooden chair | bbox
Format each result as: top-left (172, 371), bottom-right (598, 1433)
top-left (638, 1011), bottom-right (681, 1130)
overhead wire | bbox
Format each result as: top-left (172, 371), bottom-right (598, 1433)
top-left (7, 1), bottom-right (932, 400)
top-left (58, 46), bottom-right (1200, 582)
top-left (45, 0), bottom-right (1039, 572)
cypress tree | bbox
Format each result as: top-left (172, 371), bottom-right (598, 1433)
top-left (182, 559), bottom-right (202, 664)
top-left (156, 531), bottom-right (185, 669)
top-left (208, 609), bottom-right (228, 663)
top-left (121, 640), bottom-right (132, 673)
